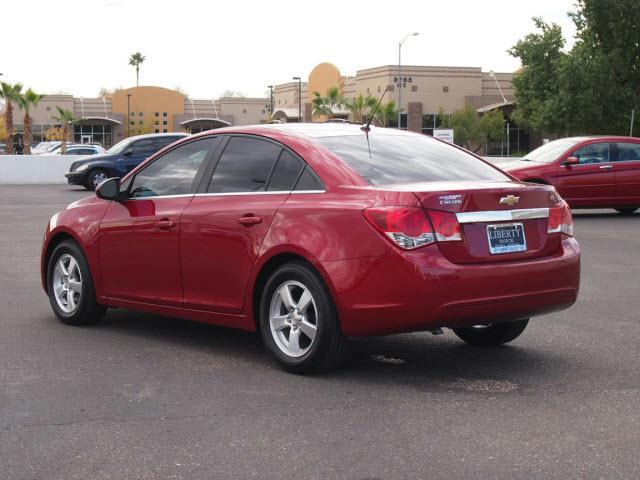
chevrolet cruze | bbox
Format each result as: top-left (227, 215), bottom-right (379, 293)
top-left (41, 124), bottom-right (580, 373)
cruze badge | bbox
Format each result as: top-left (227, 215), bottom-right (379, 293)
top-left (439, 194), bottom-right (463, 206)
top-left (499, 195), bottom-right (520, 206)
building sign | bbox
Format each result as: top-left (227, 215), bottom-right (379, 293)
top-left (433, 128), bottom-right (454, 143)
top-left (393, 76), bottom-right (413, 88)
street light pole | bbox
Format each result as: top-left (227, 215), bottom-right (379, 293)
top-left (127, 94), bottom-right (131, 137)
top-left (267, 85), bottom-right (274, 117)
top-left (397, 32), bottom-right (419, 129)
top-left (292, 77), bottom-right (302, 122)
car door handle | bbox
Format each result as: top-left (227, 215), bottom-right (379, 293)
top-left (237, 215), bottom-right (262, 226)
top-left (155, 219), bottom-right (176, 230)
top-left (599, 164), bottom-right (613, 169)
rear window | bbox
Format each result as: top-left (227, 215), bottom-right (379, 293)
top-left (317, 134), bottom-right (508, 185)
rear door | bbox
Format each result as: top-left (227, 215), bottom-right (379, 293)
top-left (613, 141), bottom-right (640, 204)
top-left (180, 135), bottom-right (303, 313)
top-left (99, 137), bottom-right (217, 306)
top-left (554, 142), bottom-right (617, 206)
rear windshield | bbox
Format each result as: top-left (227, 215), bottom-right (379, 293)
top-left (317, 134), bottom-right (509, 186)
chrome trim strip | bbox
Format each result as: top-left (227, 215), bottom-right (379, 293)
top-left (456, 207), bottom-right (549, 224)
top-left (127, 190), bottom-right (327, 200)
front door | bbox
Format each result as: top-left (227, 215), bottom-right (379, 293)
top-left (99, 137), bottom-right (217, 306)
top-left (81, 135), bottom-right (92, 144)
top-left (555, 142), bottom-right (617, 207)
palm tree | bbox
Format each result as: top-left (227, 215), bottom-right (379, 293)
top-left (311, 86), bottom-right (344, 118)
top-left (129, 52), bottom-right (146, 87)
top-left (17, 88), bottom-right (45, 154)
top-left (343, 94), bottom-right (378, 124)
top-left (373, 101), bottom-right (398, 127)
top-left (52, 106), bottom-right (76, 154)
top-left (0, 82), bottom-right (23, 154)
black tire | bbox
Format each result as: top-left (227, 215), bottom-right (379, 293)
top-left (453, 319), bottom-right (529, 346)
top-left (85, 168), bottom-right (108, 191)
top-left (47, 240), bottom-right (106, 326)
top-left (259, 261), bottom-right (347, 374)
top-left (615, 207), bottom-right (638, 215)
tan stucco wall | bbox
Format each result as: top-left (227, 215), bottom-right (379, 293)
top-left (112, 86), bottom-right (186, 133)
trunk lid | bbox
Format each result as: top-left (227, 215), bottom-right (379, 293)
top-left (388, 181), bottom-right (562, 264)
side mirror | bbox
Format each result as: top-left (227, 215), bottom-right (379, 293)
top-left (563, 156), bottom-right (579, 167)
top-left (95, 177), bottom-right (121, 201)
top-left (123, 147), bottom-right (133, 157)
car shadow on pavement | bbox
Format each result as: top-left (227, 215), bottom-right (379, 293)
top-left (92, 308), bottom-right (560, 388)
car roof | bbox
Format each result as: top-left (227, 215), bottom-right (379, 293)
top-left (201, 122), bottom-right (416, 139)
top-left (554, 135), bottom-right (640, 142)
top-left (126, 132), bottom-right (190, 141)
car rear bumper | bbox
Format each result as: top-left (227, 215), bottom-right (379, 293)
top-left (322, 237), bottom-right (580, 337)
top-left (65, 171), bottom-right (85, 185)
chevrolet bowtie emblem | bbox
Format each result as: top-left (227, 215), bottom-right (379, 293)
top-left (499, 195), bottom-right (520, 206)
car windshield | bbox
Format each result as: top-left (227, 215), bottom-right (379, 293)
top-left (317, 133), bottom-right (509, 186)
top-left (523, 139), bottom-right (581, 163)
top-left (107, 138), bottom-right (132, 154)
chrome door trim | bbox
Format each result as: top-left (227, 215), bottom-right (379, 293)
top-left (456, 207), bottom-right (550, 224)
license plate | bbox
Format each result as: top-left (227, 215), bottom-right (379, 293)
top-left (486, 223), bottom-right (527, 254)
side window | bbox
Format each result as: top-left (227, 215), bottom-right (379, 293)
top-left (294, 165), bottom-right (325, 191)
top-left (129, 138), bottom-right (218, 198)
top-left (616, 142), bottom-right (640, 162)
top-left (572, 143), bottom-right (610, 164)
top-left (267, 150), bottom-right (304, 191)
top-left (130, 139), bottom-right (154, 154)
top-left (207, 137), bottom-right (281, 193)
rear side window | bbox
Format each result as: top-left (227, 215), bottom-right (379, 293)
top-left (317, 134), bottom-right (508, 185)
top-left (208, 137), bottom-right (281, 193)
top-left (267, 150), bottom-right (305, 191)
top-left (616, 142), bottom-right (640, 162)
top-left (130, 138), bottom-right (217, 197)
top-left (294, 166), bottom-right (325, 191)
top-left (131, 139), bottom-right (154, 153)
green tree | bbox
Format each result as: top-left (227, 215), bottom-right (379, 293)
top-left (52, 106), bottom-right (76, 153)
top-left (373, 101), bottom-right (397, 127)
top-left (17, 88), bottom-right (45, 154)
top-left (343, 94), bottom-right (377, 123)
top-left (510, 2), bottom-right (640, 136)
top-left (0, 82), bottom-right (23, 154)
top-left (129, 52), bottom-right (145, 87)
top-left (311, 86), bottom-right (344, 117)
top-left (439, 104), bottom-right (504, 152)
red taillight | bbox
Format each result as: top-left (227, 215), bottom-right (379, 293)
top-left (363, 207), bottom-right (435, 249)
top-left (427, 210), bottom-right (463, 242)
top-left (548, 201), bottom-right (574, 236)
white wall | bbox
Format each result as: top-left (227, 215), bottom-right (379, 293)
top-left (0, 155), bottom-right (87, 184)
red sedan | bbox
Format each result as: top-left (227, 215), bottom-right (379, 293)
top-left (502, 136), bottom-right (640, 214)
top-left (41, 124), bottom-right (580, 373)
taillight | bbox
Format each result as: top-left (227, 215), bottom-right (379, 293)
top-left (363, 207), bottom-right (435, 249)
top-left (427, 210), bottom-right (463, 241)
top-left (548, 201), bottom-right (573, 236)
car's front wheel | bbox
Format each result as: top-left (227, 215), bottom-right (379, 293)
top-left (47, 240), bottom-right (106, 326)
top-left (259, 261), bottom-right (347, 374)
top-left (453, 319), bottom-right (529, 346)
top-left (615, 207), bottom-right (638, 215)
top-left (85, 168), bottom-right (108, 191)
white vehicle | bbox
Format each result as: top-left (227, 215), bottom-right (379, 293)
top-left (48, 144), bottom-right (106, 155)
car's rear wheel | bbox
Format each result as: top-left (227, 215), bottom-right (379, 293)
top-left (453, 319), bottom-right (529, 346)
top-left (259, 261), bottom-right (347, 374)
top-left (47, 240), bottom-right (106, 326)
top-left (85, 168), bottom-right (108, 191)
top-left (615, 207), bottom-right (638, 215)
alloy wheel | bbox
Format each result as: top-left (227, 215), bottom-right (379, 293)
top-left (269, 280), bottom-right (318, 358)
top-left (52, 253), bottom-right (83, 314)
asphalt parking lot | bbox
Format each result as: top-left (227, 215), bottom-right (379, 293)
top-left (1, 185), bottom-right (639, 480)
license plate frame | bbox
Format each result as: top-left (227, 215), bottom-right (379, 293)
top-left (486, 222), bottom-right (527, 255)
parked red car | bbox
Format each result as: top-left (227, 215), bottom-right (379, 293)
top-left (41, 124), bottom-right (580, 373)
top-left (502, 136), bottom-right (640, 214)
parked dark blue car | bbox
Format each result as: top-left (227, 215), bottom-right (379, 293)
top-left (65, 133), bottom-right (189, 190)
